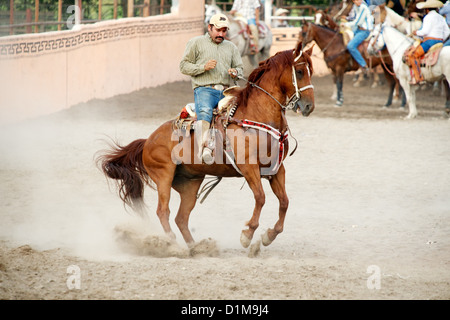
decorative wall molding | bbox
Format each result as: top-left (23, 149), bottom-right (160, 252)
top-left (0, 17), bottom-right (204, 59)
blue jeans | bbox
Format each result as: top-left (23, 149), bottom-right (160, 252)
top-left (421, 39), bottom-right (443, 52)
top-left (247, 18), bottom-right (256, 26)
top-left (194, 87), bottom-right (225, 123)
top-left (347, 29), bottom-right (370, 68)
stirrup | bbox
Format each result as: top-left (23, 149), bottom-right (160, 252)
top-left (202, 148), bottom-right (214, 165)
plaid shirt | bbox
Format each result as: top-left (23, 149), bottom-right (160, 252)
top-left (231, 0), bottom-right (261, 20)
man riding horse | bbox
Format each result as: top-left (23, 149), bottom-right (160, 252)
top-left (230, 0), bottom-right (261, 54)
top-left (407, 0), bottom-right (449, 85)
top-left (180, 14), bottom-right (244, 164)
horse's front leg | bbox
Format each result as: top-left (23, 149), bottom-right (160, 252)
top-left (444, 79), bottom-right (450, 116)
top-left (399, 76), bottom-right (418, 119)
top-left (335, 72), bottom-right (344, 107)
top-left (239, 166), bottom-right (265, 248)
top-left (331, 73), bottom-right (337, 100)
top-left (262, 164), bottom-right (288, 246)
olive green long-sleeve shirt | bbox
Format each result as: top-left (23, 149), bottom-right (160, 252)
top-left (180, 33), bottom-right (244, 89)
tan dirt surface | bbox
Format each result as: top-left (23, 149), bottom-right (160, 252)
top-left (1, 72), bottom-right (449, 300)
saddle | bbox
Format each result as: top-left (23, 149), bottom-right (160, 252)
top-left (232, 15), bottom-right (268, 40)
top-left (173, 86), bottom-right (241, 132)
top-left (402, 43), bottom-right (443, 68)
top-left (339, 20), bottom-right (374, 47)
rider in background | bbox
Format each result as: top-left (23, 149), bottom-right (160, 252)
top-left (386, 0), bottom-right (406, 16)
top-left (342, 0), bottom-right (374, 75)
top-left (179, 14), bottom-right (244, 164)
top-left (230, 0), bottom-right (261, 54)
top-left (272, 8), bottom-right (290, 28)
top-left (408, 0), bottom-right (449, 84)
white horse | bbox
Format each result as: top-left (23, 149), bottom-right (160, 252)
top-left (205, 2), bottom-right (273, 67)
top-left (372, 4), bottom-right (422, 35)
top-left (375, 25), bottom-right (450, 118)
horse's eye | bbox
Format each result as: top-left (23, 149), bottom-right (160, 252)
top-left (296, 69), bottom-right (303, 78)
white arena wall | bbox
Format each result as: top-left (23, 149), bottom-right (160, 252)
top-left (0, 0), bottom-right (204, 124)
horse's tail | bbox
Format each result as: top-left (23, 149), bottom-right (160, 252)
top-left (96, 138), bottom-right (152, 215)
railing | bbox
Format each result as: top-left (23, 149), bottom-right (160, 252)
top-left (0, 0), bottom-right (172, 37)
top-left (208, 1), bottom-right (318, 28)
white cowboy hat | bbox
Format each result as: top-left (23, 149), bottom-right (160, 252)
top-left (275, 8), bottom-right (289, 16)
top-left (416, 0), bottom-right (444, 9)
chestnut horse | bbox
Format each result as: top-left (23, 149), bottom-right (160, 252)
top-left (299, 22), bottom-right (401, 107)
top-left (96, 41), bottom-right (315, 250)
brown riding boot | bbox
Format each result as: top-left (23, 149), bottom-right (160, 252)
top-left (408, 45), bottom-right (425, 85)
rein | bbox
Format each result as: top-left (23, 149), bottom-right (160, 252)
top-left (305, 23), bottom-right (346, 62)
top-left (196, 53), bottom-right (313, 201)
top-left (378, 50), bottom-right (396, 76)
top-left (218, 57), bottom-right (314, 177)
top-left (236, 61), bottom-right (314, 112)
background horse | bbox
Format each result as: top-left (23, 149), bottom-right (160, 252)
top-left (313, 8), bottom-right (384, 90)
top-left (205, 2), bottom-right (272, 67)
top-left (373, 25), bottom-right (450, 118)
top-left (96, 41), bottom-right (315, 252)
top-left (299, 22), bottom-right (399, 107)
top-left (373, 4), bottom-right (422, 35)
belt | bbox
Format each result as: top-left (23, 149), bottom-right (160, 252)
top-left (205, 84), bottom-right (229, 91)
top-left (424, 37), bottom-right (443, 41)
top-left (358, 27), bottom-right (367, 31)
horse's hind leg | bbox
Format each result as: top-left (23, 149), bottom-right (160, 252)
top-left (155, 179), bottom-right (176, 240)
top-left (262, 165), bottom-right (288, 246)
top-left (172, 176), bottom-right (204, 246)
top-left (145, 162), bottom-right (177, 240)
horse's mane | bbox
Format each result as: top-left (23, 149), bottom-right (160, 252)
top-left (236, 49), bottom-right (313, 108)
top-left (315, 23), bottom-right (338, 34)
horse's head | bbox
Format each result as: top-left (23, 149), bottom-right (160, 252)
top-left (239, 42), bottom-right (314, 116)
top-left (287, 41), bottom-right (315, 116)
top-left (372, 4), bottom-right (386, 25)
top-left (314, 10), bottom-right (325, 25)
top-left (299, 22), bottom-right (313, 46)
top-left (204, 4), bottom-right (221, 26)
top-left (367, 23), bottom-right (385, 55)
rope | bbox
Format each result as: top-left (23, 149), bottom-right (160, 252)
top-left (378, 50), bottom-right (396, 76)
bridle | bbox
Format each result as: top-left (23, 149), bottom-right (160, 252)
top-left (287, 50), bottom-right (314, 111)
top-left (237, 50), bottom-right (314, 112)
top-left (301, 22), bottom-right (344, 64)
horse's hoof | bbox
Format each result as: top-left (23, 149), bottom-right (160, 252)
top-left (240, 231), bottom-right (252, 248)
top-left (261, 229), bottom-right (273, 247)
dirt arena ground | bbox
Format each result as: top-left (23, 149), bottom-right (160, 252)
top-left (0, 67), bottom-right (449, 302)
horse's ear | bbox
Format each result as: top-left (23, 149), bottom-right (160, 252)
top-left (305, 44), bottom-right (314, 57)
top-left (294, 41), bottom-right (302, 58)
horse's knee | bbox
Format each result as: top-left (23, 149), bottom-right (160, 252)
top-left (280, 196), bottom-right (289, 211)
top-left (174, 215), bottom-right (185, 228)
top-left (254, 191), bottom-right (265, 207)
